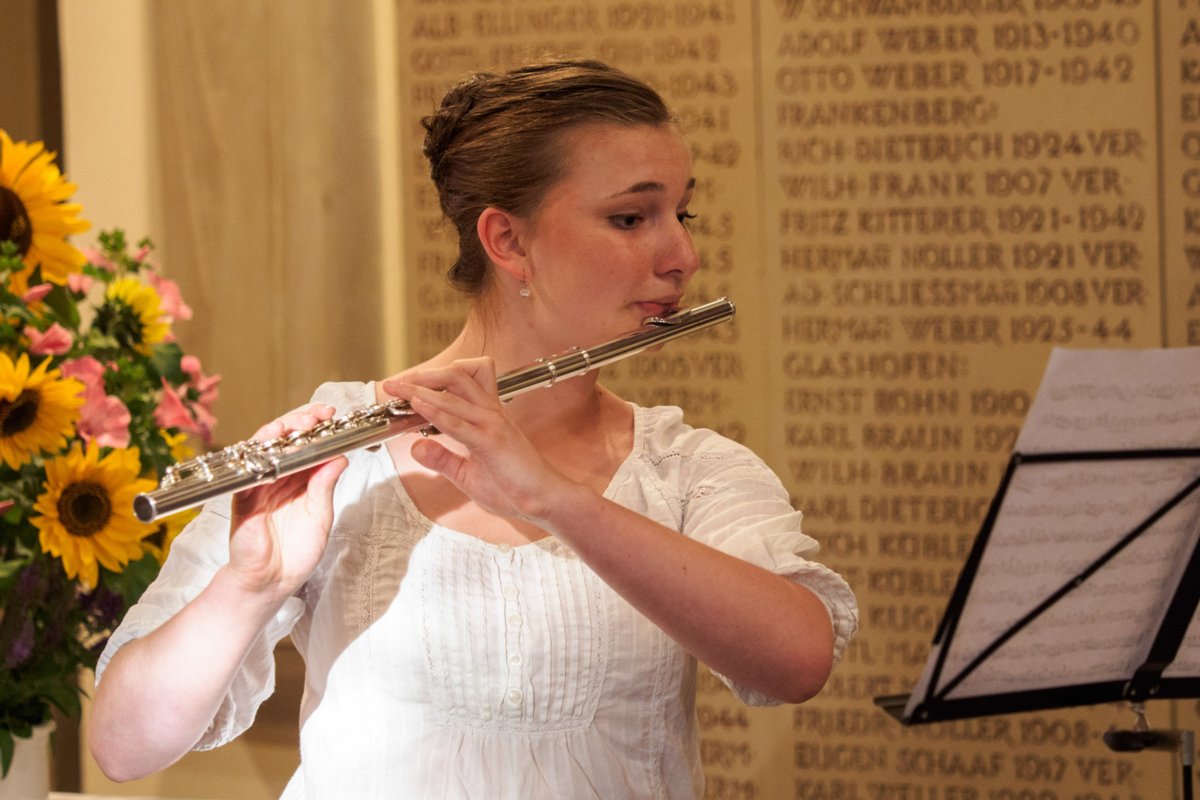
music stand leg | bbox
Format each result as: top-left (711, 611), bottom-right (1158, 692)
top-left (1183, 730), bottom-right (1194, 800)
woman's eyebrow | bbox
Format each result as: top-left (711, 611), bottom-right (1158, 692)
top-left (608, 176), bottom-right (697, 198)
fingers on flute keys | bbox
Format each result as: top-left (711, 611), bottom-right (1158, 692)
top-left (384, 358), bottom-right (499, 413)
top-left (251, 403), bottom-right (337, 443)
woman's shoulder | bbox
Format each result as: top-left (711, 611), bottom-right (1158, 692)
top-left (624, 404), bottom-right (793, 524)
top-left (633, 403), bottom-right (766, 469)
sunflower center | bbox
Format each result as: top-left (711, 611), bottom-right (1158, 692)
top-left (0, 389), bottom-right (39, 437)
top-left (0, 186), bottom-right (33, 256)
top-left (57, 482), bottom-right (113, 538)
top-left (94, 303), bottom-right (145, 348)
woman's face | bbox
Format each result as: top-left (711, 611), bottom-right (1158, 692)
top-left (516, 123), bottom-right (700, 348)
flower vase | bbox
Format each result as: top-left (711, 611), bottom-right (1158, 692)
top-left (0, 721), bottom-right (54, 800)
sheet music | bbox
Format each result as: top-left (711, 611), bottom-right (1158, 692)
top-left (1015, 347), bottom-right (1200, 453)
top-left (940, 460), bottom-right (1200, 698)
top-left (906, 347), bottom-right (1200, 717)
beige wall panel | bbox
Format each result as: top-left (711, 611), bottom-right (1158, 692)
top-left (1164, 7), bottom-right (1200, 346)
top-left (80, 2), bottom-right (384, 796)
top-left (0, 0), bottom-right (46, 144)
top-left (150, 1), bottom-right (385, 445)
top-left (758, 3), bottom-right (1179, 799)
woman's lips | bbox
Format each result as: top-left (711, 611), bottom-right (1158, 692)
top-left (636, 300), bottom-right (678, 317)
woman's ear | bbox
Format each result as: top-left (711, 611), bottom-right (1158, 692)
top-left (476, 207), bottom-right (529, 284)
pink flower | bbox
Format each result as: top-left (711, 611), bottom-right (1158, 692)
top-left (190, 402), bottom-right (217, 444)
top-left (147, 272), bottom-right (193, 322)
top-left (0, 500), bottom-right (13, 515)
top-left (180, 355), bottom-right (220, 404)
top-left (24, 323), bottom-right (73, 355)
top-left (80, 394), bottom-right (132, 449)
top-left (155, 379), bottom-right (201, 437)
top-left (60, 356), bottom-right (131, 448)
top-left (60, 355), bottom-right (105, 390)
top-left (82, 246), bottom-right (118, 272)
top-left (134, 245), bottom-right (152, 263)
top-left (156, 356), bottom-right (221, 446)
top-left (67, 271), bottom-right (94, 294)
top-left (20, 283), bottom-right (53, 303)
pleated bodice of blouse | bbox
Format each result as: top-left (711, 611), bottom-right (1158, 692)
top-left (96, 381), bottom-right (858, 800)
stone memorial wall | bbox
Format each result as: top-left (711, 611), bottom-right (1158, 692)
top-left (396, 2), bottom-right (1200, 797)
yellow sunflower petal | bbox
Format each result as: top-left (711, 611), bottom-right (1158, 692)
top-left (32, 442), bottom-right (155, 587)
top-left (1, 129), bottom-right (88, 286)
top-left (104, 276), bottom-right (170, 352)
top-left (160, 429), bottom-right (195, 462)
top-left (0, 355), bottom-right (83, 469)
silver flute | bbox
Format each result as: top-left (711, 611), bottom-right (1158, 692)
top-left (133, 298), bottom-right (735, 523)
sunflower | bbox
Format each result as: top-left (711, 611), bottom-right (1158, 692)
top-left (32, 442), bottom-right (157, 589)
top-left (0, 130), bottom-right (89, 294)
top-left (0, 352), bottom-right (84, 470)
top-left (97, 276), bottom-right (170, 354)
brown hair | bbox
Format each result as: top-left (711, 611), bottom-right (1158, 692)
top-left (422, 59), bottom-right (673, 295)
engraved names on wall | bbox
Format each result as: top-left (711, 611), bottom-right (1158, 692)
top-left (395, 2), bottom-right (1185, 797)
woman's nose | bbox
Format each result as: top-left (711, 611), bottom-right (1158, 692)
top-left (659, 221), bottom-right (700, 279)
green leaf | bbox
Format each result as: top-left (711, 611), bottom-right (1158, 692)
top-left (41, 283), bottom-right (81, 329)
top-left (0, 558), bottom-right (27, 593)
top-left (0, 728), bottom-right (12, 778)
top-left (105, 553), bottom-right (160, 606)
top-left (98, 229), bottom-right (128, 256)
top-left (40, 682), bottom-right (81, 720)
top-left (86, 332), bottom-right (121, 352)
top-left (151, 342), bottom-right (185, 384)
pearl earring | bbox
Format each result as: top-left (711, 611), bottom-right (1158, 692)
top-left (519, 282), bottom-right (531, 298)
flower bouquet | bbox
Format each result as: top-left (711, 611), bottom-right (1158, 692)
top-left (0, 129), bottom-right (218, 776)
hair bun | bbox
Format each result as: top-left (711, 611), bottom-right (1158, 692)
top-left (422, 73), bottom-right (490, 183)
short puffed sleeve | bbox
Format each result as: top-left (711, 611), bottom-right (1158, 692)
top-left (637, 407), bottom-right (859, 706)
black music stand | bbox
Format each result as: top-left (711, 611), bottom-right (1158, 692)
top-left (871, 347), bottom-right (1200, 798)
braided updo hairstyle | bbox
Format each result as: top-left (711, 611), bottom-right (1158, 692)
top-left (422, 59), bottom-right (673, 296)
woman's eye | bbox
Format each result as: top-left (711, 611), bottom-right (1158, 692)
top-left (678, 211), bottom-right (697, 226)
top-left (610, 214), bottom-right (642, 230)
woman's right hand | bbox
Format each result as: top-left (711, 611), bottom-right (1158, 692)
top-left (227, 404), bottom-right (348, 601)
top-left (90, 405), bottom-right (347, 783)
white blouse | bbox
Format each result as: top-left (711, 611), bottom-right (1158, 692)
top-left (97, 382), bottom-right (858, 799)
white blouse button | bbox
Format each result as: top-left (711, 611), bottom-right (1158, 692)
top-left (506, 689), bottom-right (523, 705)
top-left (502, 585), bottom-right (518, 599)
top-left (507, 613), bottom-right (522, 627)
top-left (509, 653), bottom-right (523, 666)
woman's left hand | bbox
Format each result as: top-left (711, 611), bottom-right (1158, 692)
top-left (381, 357), bottom-right (566, 521)
top-left (387, 359), bottom-right (838, 704)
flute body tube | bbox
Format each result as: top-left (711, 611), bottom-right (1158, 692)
top-left (133, 298), bottom-right (735, 523)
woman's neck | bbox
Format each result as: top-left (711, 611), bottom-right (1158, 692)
top-left (430, 307), bottom-right (613, 439)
